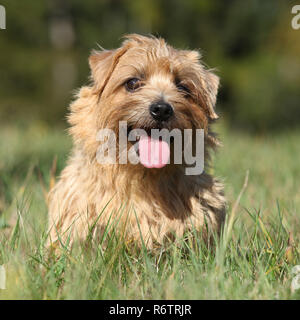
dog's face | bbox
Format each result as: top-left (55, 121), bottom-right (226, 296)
top-left (72, 34), bottom-right (220, 171)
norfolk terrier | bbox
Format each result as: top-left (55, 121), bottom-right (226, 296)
top-left (48, 34), bottom-right (226, 248)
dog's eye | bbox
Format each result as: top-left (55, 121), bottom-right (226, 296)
top-left (125, 78), bottom-right (142, 92)
top-left (176, 83), bottom-right (190, 95)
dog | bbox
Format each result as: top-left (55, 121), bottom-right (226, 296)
top-left (48, 34), bottom-right (226, 249)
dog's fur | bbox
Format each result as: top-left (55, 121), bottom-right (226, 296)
top-left (48, 34), bottom-right (226, 248)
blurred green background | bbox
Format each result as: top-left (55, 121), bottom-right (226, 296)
top-left (0, 0), bottom-right (299, 131)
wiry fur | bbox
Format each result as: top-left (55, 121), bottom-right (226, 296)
top-left (48, 34), bottom-right (226, 248)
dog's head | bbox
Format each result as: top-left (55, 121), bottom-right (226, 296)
top-left (70, 34), bottom-right (220, 172)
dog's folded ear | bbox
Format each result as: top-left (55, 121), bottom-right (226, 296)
top-left (182, 50), bottom-right (220, 120)
top-left (193, 67), bottom-right (220, 121)
top-left (203, 70), bottom-right (219, 120)
top-left (89, 45), bottom-right (129, 97)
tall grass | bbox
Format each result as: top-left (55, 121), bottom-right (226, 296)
top-left (0, 121), bottom-right (299, 299)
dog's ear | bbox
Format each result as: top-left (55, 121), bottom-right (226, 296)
top-left (89, 45), bottom-right (129, 96)
top-left (202, 69), bottom-right (219, 120)
top-left (182, 50), bottom-right (219, 120)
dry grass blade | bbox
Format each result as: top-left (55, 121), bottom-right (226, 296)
top-left (285, 232), bottom-right (295, 263)
top-left (223, 170), bottom-right (249, 245)
top-left (49, 156), bottom-right (57, 191)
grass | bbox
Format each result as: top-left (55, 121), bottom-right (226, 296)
top-left (0, 120), bottom-right (299, 300)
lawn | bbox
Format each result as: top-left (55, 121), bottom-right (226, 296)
top-left (0, 121), bottom-right (299, 299)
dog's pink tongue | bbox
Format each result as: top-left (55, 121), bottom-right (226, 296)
top-left (139, 135), bottom-right (170, 168)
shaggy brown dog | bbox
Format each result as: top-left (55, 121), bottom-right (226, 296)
top-left (48, 34), bottom-right (226, 248)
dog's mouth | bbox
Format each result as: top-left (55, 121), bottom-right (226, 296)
top-left (127, 125), bottom-right (171, 169)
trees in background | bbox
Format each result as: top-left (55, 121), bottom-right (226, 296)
top-left (0, 0), bottom-right (299, 131)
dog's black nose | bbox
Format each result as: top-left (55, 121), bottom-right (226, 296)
top-left (149, 101), bottom-right (174, 122)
